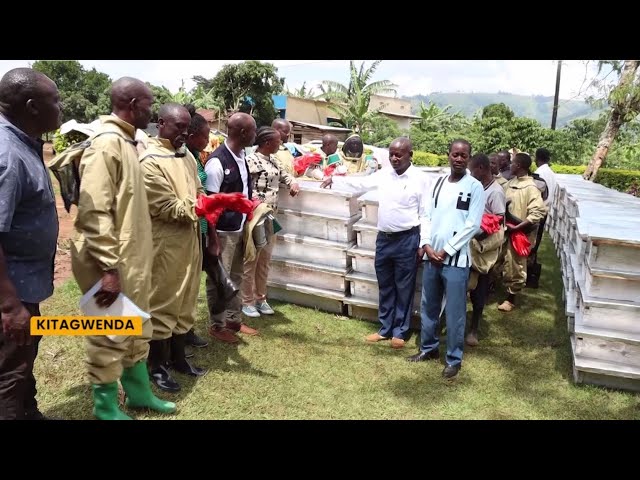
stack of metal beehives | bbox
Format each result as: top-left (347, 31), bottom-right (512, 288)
top-left (548, 174), bottom-right (640, 392)
top-left (267, 167), bottom-right (447, 322)
top-left (267, 180), bottom-right (365, 314)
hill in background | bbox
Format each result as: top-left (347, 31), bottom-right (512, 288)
top-left (404, 92), bottom-right (603, 127)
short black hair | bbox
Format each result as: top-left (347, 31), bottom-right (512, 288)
top-left (497, 150), bottom-right (511, 159)
top-left (513, 152), bottom-right (532, 171)
top-left (470, 153), bottom-right (490, 169)
top-left (449, 138), bottom-right (472, 155)
top-left (0, 68), bottom-right (47, 111)
top-left (535, 147), bottom-right (551, 163)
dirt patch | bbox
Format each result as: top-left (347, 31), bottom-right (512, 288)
top-left (44, 142), bottom-right (75, 286)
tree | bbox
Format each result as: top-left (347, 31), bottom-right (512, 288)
top-left (361, 114), bottom-right (403, 147)
top-left (583, 60), bottom-right (640, 181)
top-left (148, 84), bottom-right (175, 122)
top-left (32, 60), bottom-right (111, 123)
top-left (285, 81), bottom-right (315, 99)
top-left (415, 101), bottom-right (470, 134)
top-left (197, 61), bottom-right (284, 127)
top-left (481, 103), bottom-right (515, 121)
top-left (318, 61), bottom-right (397, 133)
top-left (190, 86), bottom-right (223, 111)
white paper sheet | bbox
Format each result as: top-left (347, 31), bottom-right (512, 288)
top-left (79, 280), bottom-right (150, 342)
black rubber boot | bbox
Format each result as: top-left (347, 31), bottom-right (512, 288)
top-left (148, 339), bottom-right (181, 392)
top-left (170, 334), bottom-right (207, 377)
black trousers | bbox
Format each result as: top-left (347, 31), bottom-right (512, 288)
top-left (470, 272), bottom-right (490, 327)
top-left (202, 233), bottom-right (226, 317)
top-left (0, 303), bottom-right (42, 420)
top-left (530, 215), bottom-right (547, 262)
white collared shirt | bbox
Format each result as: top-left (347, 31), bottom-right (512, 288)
top-left (331, 164), bottom-right (432, 239)
top-left (534, 163), bottom-right (557, 206)
top-left (204, 140), bottom-right (249, 232)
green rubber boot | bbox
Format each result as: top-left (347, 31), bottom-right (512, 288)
top-left (120, 361), bottom-right (177, 414)
top-left (92, 383), bottom-right (132, 420)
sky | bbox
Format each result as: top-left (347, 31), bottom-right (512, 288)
top-left (0, 60), bottom-right (607, 101)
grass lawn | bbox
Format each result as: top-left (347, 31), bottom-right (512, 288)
top-left (35, 236), bottom-right (640, 420)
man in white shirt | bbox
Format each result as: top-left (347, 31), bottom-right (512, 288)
top-left (406, 139), bottom-right (484, 379)
top-left (529, 147), bottom-right (557, 285)
top-left (321, 137), bottom-right (431, 349)
top-left (534, 148), bottom-right (556, 208)
top-left (204, 112), bottom-right (259, 343)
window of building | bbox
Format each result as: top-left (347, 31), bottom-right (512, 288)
top-left (327, 117), bottom-right (346, 127)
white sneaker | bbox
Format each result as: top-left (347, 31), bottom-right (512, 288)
top-left (255, 301), bottom-right (275, 315)
top-left (242, 305), bottom-right (261, 318)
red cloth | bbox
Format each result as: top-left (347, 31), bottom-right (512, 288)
top-left (196, 193), bottom-right (254, 226)
top-left (293, 153), bottom-right (322, 176)
top-left (506, 223), bottom-right (531, 256)
top-left (480, 213), bottom-right (502, 235)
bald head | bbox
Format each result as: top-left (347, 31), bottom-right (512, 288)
top-left (272, 118), bottom-right (291, 143)
top-left (158, 102), bottom-right (187, 120)
top-left (0, 68), bottom-right (61, 136)
top-left (111, 77), bottom-right (151, 109)
top-left (388, 136), bottom-right (413, 174)
top-left (158, 103), bottom-right (191, 150)
top-left (227, 112), bottom-right (257, 148)
top-left (390, 136), bottom-right (412, 151)
top-left (110, 77), bottom-right (153, 130)
top-left (228, 112), bottom-right (255, 131)
top-left (321, 134), bottom-right (338, 155)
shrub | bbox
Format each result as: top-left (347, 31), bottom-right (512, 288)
top-left (413, 151), bottom-right (449, 166)
top-left (551, 165), bottom-right (640, 197)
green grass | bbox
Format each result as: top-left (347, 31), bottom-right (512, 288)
top-left (35, 236), bottom-right (640, 419)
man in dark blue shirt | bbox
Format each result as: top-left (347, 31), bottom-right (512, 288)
top-left (0, 68), bottom-right (62, 420)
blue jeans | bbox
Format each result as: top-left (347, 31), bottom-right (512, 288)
top-left (419, 262), bottom-right (469, 367)
top-left (374, 228), bottom-right (420, 340)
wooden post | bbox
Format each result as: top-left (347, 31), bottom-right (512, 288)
top-left (551, 61), bottom-right (562, 130)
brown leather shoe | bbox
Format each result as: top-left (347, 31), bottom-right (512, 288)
top-left (239, 323), bottom-right (259, 336)
top-left (465, 331), bottom-right (479, 346)
top-left (365, 333), bottom-right (390, 343)
top-left (208, 325), bottom-right (240, 344)
top-left (226, 321), bottom-right (240, 332)
top-left (391, 337), bottom-right (406, 349)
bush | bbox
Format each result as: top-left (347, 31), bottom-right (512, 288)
top-left (596, 169), bottom-right (640, 195)
top-left (550, 165), bottom-right (586, 174)
top-left (52, 129), bottom-right (88, 155)
top-left (551, 165), bottom-right (640, 197)
top-left (413, 151), bottom-right (449, 166)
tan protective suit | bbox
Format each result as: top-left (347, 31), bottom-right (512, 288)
top-left (339, 152), bottom-right (371, 174)
top-left (275, 145), bottom-right (295, 176)
top-left (469, 227), bottom-right (505, 291)
top-left (140, 138), bottom-right (204, 340)
top-left (490, 173), bottom-right (510, 284)
top-left (495, 174), bottom-right (508, 188)
top-left (503, 175), bottom-right (548, 294)
top-left (71, 115), bottom-right (154, 385)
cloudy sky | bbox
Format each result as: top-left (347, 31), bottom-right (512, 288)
top-left (0, 60), bottom-right (606, 100)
